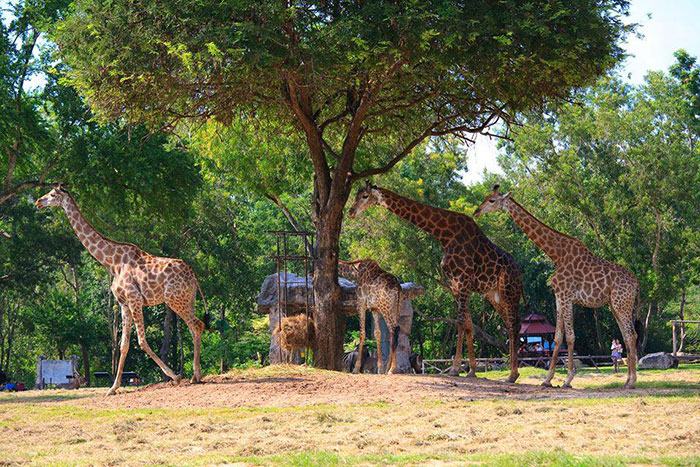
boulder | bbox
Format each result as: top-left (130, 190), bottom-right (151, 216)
top-left (638, 352), bottom-right (678, 370)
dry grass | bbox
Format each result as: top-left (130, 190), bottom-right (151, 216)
top-left (276, 314), bottom-right (315, 355)
top-left (0, 364), bottom-right (698, 466)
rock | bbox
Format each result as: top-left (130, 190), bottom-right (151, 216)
top-left (638, 352), bottom-right (678, 370)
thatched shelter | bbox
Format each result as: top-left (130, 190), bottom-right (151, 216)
top-left (255, 272), bottom-right (424, 372)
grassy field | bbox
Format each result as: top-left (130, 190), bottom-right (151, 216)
top-left (0, 364), bottom-right (698, 466)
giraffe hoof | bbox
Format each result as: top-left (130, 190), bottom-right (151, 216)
top-left (190, 377), bottom-right (202, 384)
top-left (448, 369), bottom-right (460, 377)
top-left (506, 375), bottom-right (519, 383)
top-left (540, 381), bottom-right (553, 388)
top-left (105, 388), bottom-right (117, 397)
top-left (172, 375), bottom-right (183, 385)
top-left (465, 372), bottom-right (477, 379)
top-left (561, 383), bottom-right (572, 389)
top-left (623, 383), bottom-right (636, 390)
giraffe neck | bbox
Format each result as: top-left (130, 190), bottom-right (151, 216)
top-left (61, 194), bottom-right (120, 268)
top-left (375, 188), bottom-right (459, 246)
top-left (502, 197), bottom-right (574, 263)
top-left (338, 262), bottom-right (358, 282)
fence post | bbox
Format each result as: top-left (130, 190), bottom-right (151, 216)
top-left (672, 320), bottom-right (677, 357)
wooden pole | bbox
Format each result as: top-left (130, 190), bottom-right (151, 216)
top-left (672, 320), bottom-right (677, 357)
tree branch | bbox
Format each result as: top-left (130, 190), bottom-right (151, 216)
top-left (351, 111), bottom-right (501, 181)
top-left (0, 180), bottom-right (60, 205)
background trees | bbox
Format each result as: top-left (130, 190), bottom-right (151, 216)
top-left (56, 0), bottom-right (632, 369)
top-left (1, 0), bottom-right (698, 385)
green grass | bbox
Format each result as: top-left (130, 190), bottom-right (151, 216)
top-left (199, 450), bottom-right (700, 466)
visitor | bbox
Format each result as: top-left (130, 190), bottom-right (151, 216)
top-left (4, 379), bottom-right (16, 392)
top-left (611, 338), bottom-right (623, 373)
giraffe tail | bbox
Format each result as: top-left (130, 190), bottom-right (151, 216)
top-left (195, 276), bottom-right (212, 330)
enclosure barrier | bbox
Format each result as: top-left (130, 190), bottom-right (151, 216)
top-left (420, 355), bottom-right (626, 374)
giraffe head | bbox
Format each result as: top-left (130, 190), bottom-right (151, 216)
top-left (35, 186), bottom-right (69, 209)
top-left (348, 181), bottom-right (381, 219)
top-left (338, 260), bottom-right (361, 281)
top-left (473, 185), bottom-right (510, 218)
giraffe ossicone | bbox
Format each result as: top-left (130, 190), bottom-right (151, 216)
top-left (348, 184), bottom-right (522, 383)
top-left (475, 185), bottom-right (638, 389)
top-left (36, 187), bottom-right (210, 395)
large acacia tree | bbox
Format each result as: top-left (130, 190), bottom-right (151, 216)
top-left (57, 0), bottom-right (631, 369)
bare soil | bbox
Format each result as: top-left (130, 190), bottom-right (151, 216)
top-left (69, 365), bottom-right (696, 410)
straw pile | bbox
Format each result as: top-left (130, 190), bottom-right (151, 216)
top-left (276, 314), bottom-right (315, 353)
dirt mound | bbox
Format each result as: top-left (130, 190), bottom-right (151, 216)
top-left (63, 365), bottom-right (686, 411)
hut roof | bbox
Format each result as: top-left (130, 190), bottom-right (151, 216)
top-left (520, 313), bottom-right (556, 335)
top-left (255, 272), bottom-right (424, 313)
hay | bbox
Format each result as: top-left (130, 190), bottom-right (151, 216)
top-left (276, 314), bottom-right (315, 353)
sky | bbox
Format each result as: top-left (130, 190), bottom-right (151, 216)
top-left (463, 0), bottom-right (700, 184)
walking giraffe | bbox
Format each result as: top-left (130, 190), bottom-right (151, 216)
top-left (338, 259), bottom-right (402, 374)
top-left (36, 187), bottom-right (210, 395)
top-left (348, 182), bottom-right (522, 382)
top-left (474, 185), bottom-right (638, 388)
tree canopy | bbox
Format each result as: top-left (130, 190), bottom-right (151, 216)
top-left (56, 0), bottom-right (634, 369)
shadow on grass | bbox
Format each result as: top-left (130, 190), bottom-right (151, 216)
top-left (584, 380), bottom-right (700, 391)
top-left (0, 391), bottom-right (93, 405)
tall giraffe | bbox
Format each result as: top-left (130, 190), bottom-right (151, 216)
top-left (475, 185), bottom-right (638, 389)
top-left (338, 259), bottom-right (402, 374)
top-left (348, 182), bottom-right (522, 382)
top-left (36, 187), bottom-right (210, 395)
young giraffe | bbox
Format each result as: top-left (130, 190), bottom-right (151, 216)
top-left (474, 185), bottom-right (638, 389)
top-left (338, 259), bottom-right (402, 374)
top-left (348, 182), bottom-right (522, 382)
top-left (36, 187), bottom-right (210, 395)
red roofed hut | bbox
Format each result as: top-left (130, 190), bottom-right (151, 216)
top-left (519, 313), bottom-right (557, 356)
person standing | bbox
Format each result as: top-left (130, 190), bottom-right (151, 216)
top-left (611, 339), bottom-right (623, 373)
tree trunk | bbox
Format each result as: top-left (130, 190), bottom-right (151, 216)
top-left (177, 316), bottom-right (184, 374)
top-left (81, 342), bottom-right (90, 387)
top-left (219, 305), bottom-right (228, 373)
top-left (4, 305), bottom-right (15, 371)
top-left (593, 308), bottom-right (604, 354)
top-left (0, 295), bottom-right (5, 366)
top-left (159, 307), bottom-right (173, 381)
top-left (310, 184), bottom-right (351, 370)
top-left (109, 293), bottom-right (119, 377)
top-left (311, 216), bottom-right (346, 370)
top-left (639, 302), bottom-right (654, 355)
top-left (678, 283), bottom-right (687, 352)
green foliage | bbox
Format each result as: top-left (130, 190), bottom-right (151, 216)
top-left (496, 54), bottom-right (700, 352)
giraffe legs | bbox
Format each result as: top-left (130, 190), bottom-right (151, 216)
top-left (167, 293), bottom-right (205, 383)
top-left (106, 303), bottom-right (132, 396)
top-left (562, 310), bottom-right (576, 388)
top-left (542, 303), bottom-right (566, 387)
top-left (449, 294), bottom-right (476, 378)
top-left (488, 295), bottom-right (520, 384)
top-left (353, 307), bottom-right (366, 374)
top-left (610, 289), bottom-right (638, 389)
top-left (372, 312), bottom-right (385, 374)
top-left (386, 323), bottom-right (400, 375)
top-left (506, 317), bottom-right (520, 383)
top-left (130, 301), bottom-right (181, 383)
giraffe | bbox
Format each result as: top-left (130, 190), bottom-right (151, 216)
top-left (35, 187), bottom-right (210, 395)
top-left (338, 259), bottom-right (402, 374)
top-left (348, 182), bottom-right (522, 382)
top-left (474, 185), bottom-right (639, 389)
